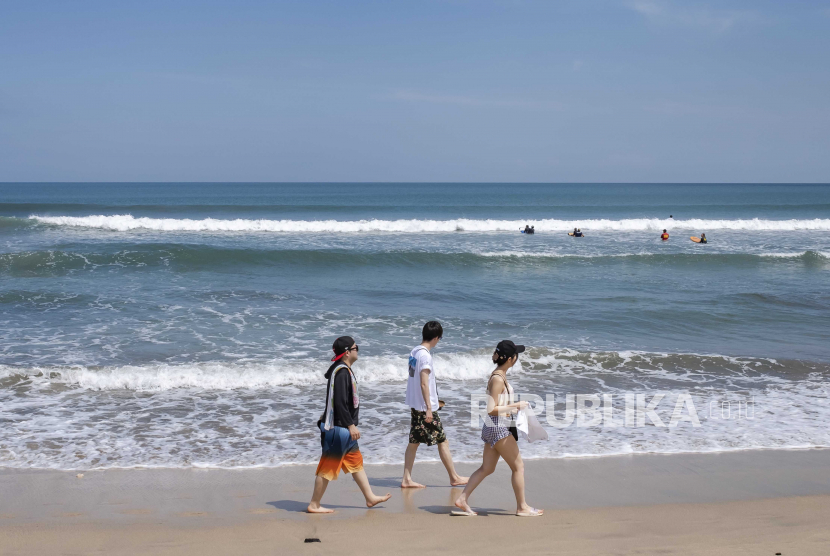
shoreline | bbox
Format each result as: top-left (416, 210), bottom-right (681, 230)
top-left (2, 448), bottom-right (830, 554)
top-left (3, 443), bottom-right (830, 472)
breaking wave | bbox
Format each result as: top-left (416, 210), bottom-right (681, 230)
top-left (28, 214), bottom-right (830, 233)
top-left (2, 349), bottom-right (822, 392)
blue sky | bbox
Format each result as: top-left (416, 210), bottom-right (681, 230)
top-left (1, 0), bottom-right (829, 182)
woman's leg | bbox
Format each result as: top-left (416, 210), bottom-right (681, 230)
top-left (494, 436), bottom-right (541, 514)
top-left (453, 443), bottom-right (500, 513)
top-left (351, 469), bottom-right (392, 508)
top-left (307, 475), bottom-right (334, 513)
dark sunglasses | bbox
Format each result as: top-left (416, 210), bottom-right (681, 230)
top-left (346, 345), bottom-right (359, 352)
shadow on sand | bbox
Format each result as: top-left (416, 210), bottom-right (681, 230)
top-left (419, 505), bottom-right (509, 516)
top-left (267, 500), bottom-right (368, 513)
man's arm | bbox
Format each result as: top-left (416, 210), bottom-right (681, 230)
top-left (420, 368), bottom-right (433, 423)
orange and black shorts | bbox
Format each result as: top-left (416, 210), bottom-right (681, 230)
top-left (315, 422), bottom-right (364, 480)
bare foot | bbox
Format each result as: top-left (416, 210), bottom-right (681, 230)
top-left (400, 479), bottom-right (426, 489)
top-left (366, 493), bottom-right (392, 508)
top-left (454, 496), bottom-right (475, 514)
top-left (450, 476), bottom-right (469, 486)
top-left (307, 504), bottom-right (335, 514)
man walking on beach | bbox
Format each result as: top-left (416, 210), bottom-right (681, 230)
top-left (401, 321), bottom-right (468, 488)
top-left (307, 336), bottom-right (392, 513)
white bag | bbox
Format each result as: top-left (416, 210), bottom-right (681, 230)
top-left (516, 407), bottom-right (549, 443)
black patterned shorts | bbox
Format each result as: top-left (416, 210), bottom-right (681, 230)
top-left (409, 408), bottom-right (447, 446)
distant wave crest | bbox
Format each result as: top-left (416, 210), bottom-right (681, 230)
top-left (29, 214), bottom-right (830, 232)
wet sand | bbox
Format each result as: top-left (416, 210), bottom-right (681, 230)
top-left (2, 449), bottom-right (830, 555)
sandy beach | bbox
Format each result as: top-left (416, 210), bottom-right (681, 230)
top-left (4, 0), bottom-right (830, 548)
top-left (2, 448), bottom-right (830, 555)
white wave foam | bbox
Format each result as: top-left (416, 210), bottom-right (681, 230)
top-left (3, 360), bottom-right (830, 470)
top-left (29, 214), bottom-right (830, 233)
top-left (0, 352), bottom-right (494, 391)
top-left (4, 351), bottom-right (829, 469)
top-left (0, 349), bottom-right (798, 392)
top-left (758, 252), bottom-right (806, 258)
top-left (759, 251), bottom-right (829, 259)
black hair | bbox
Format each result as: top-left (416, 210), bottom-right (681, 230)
top-left (422, 321), bottom-right (443, 342)
top-left (493, 350), bottom-right (519, 366)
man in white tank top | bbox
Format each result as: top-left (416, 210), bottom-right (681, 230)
top-left (401, 321), bottom-right (469, 488)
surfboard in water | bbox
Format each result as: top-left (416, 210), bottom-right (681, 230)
top-left (691, 236), bottom-right (701, 243)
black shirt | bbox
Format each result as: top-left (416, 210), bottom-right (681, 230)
top-left (322, 363), bottom-right (359, 428)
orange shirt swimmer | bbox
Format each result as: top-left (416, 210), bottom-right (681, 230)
top-left (661, 229), bottom-right (669, 241)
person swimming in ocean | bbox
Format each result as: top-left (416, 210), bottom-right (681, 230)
top-left (700, 233), bottom-right (707, 244)
top-left (521, 225), bottom-right (535, 235)
top-left (571, 228), bottom-right (583, 237)
top-left (661, 229), bottom-right (669, 241)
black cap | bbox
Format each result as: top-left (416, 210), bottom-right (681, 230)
top-left (495, 340), bottom-right (525, 359)
top-left (331, 336), bottom-right (355, 361)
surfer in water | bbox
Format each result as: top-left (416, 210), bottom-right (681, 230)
top-left (569, 228), bottom-right (583, 237)
top-left (661, 229), bottom-right (669, 241)
top-left (700, 233), bottom-right (707, 244)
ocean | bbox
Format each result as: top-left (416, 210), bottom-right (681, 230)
top-left (1, 183), bottom-right (829, 469)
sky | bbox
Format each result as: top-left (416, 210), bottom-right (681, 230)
top-left (1, 0), bottom-right (829, 183)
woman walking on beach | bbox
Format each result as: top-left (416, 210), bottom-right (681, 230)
top-left (307, 336), bottom-right (392, 513)
top-left (453, 340), bottom-right (543, 517)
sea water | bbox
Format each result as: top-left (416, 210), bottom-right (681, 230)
top-left (1, 183), bottom-right (829, 469)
